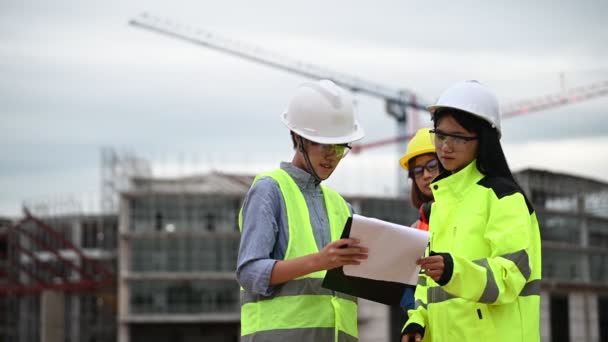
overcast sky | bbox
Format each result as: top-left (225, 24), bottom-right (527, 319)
top-left (1, 0), bottom-right (608, 216)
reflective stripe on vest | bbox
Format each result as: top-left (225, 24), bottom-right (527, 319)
top-left (239, 169), bottom-right (357, 340)
top-left (241, 328), bottom-right (358, 342)
top-left (241, 278), bottom-right (356, 305)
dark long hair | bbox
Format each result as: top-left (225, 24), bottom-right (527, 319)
top-left (433, 109), bottom-right (516, 182)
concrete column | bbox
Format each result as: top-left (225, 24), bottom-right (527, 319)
top-left (70, 293), bottom-right (80, 342)
top-left (118, 195), bottom-right (131, 342)
top-left (574, 196), bottom-right (597, 342)
top-left (587, 293), bottom-right (600, 342)
top-left (570, 292), bottom-right (600, 342)
top-left (578, 196), bottom-right (590, 282)
top-left (41, 290), bottom-right (65, 342)
top-left (540, 291), bottom-right (551, 342)
top-left (18, 296), bottom-right (29, 342)
top-left (70, 218), bottom-right (81, 342)
top-left (118, 322), bottom-right (130, 342)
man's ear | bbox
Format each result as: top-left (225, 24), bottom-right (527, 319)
top-left (290, 131), bottom-right (300, 150)
top-left (294, 134), bottom-right (305, 153)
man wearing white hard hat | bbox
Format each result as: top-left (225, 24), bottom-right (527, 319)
top-left (236, 79), bottom-right (368, 341)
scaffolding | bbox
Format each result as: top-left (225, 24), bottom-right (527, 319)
top-left (1, 210), bottom-right (118, 342)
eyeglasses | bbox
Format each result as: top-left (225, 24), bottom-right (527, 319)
top-left (429, 129), bottom-right (478, 147)
top-left (309, 141), bottom-right (352, 158)
top-left (410, 158), bottom-right (439, 178)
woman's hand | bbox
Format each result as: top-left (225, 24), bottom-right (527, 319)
top-left (417, 254), bottom-right (445, 282)
top-left (401, 332), bottom-right (422, 342)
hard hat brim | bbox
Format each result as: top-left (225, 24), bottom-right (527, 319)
top-left (282, 117), bottom-right (365, 145)
top-left (399, 148), bottom-right (437, 171)
top-left (426, 104), bottom-right (502, 139)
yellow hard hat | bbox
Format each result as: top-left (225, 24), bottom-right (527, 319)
top-left (399, 128), bottom-right (436, 170)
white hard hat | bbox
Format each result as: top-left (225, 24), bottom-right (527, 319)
top-left (281, 79), bottom-right (365, 144)
top-left (427, 80), bottom-right (502, 138)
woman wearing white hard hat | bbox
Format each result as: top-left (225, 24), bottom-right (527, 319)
top-left (402, 81), bottom-right (542, 342)
top-left (237, 79), bottom-right (368, 341)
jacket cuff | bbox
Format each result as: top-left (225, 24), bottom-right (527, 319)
top-left (431, 251), bottom-right (453, 286)
top-left (402, 323), bottom-right (425, 339)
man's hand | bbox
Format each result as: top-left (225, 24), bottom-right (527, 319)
top-left (316, 238), bottom-right (368, 270)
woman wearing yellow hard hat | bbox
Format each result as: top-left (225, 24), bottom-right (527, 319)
top-left (398, 128), bottom-right (442, 318)
top-left (399, 128), bottom-right (442, 231)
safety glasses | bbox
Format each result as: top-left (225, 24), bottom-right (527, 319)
top-left (429, 129), bottom-right (478, 147)
top-left (410, 158), bottom-right (439, 178)
top-left (308, 141), bottom-right (352, 158)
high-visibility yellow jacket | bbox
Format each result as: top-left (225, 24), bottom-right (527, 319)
top-left (239, 169), bottom-right (358, 342)
top-left (404, 160), bottom-right (541, 341)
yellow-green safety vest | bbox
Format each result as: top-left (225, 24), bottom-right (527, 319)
top-left (239, 169), bottom-right (358, 341)
top-left (404, 160), bottom-right (542, 341)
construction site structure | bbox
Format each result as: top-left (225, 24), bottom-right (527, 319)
top-left (0, 212), bottom-right (117, 342)
top-left (101, 147), bottom-right (153, 214)
top-left (1, 147), bottom-right (147, 342)
top-left (0, 148), bottom-right (151, 342)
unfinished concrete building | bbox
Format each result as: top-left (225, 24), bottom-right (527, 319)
top-left (2, 167), bottom-right (608, 342)
top-left (515, 169), bottom-right (608, 341)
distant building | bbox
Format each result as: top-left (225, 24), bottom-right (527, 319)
top-left (117, 172), bottom-right (249, 342)
top-left (515, 169), bottom-right (608, 342)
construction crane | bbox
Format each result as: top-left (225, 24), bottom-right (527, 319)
top-left (130, 13), bottom-right (608, 149)
top-left (128, 13), bottom-right (428, 160)
top-left (129, 13), bottom-right (608, 193)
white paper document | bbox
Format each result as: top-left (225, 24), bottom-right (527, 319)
top-left (343, 214), bottom-right (429, 286)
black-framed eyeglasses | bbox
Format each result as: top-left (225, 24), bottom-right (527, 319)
top-left (410, 158), bottom-right (439, 178)
top-left (308, 141), bottom-right (352, 158)
top-left (429, 129), bottom-right (478, 147)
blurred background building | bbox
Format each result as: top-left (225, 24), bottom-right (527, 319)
top-left (2, 151), bottom-right (608, 342)
top-left (0, 213), bottom-right (117, 342)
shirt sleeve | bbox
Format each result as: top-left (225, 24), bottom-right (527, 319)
top-left (235, 177), bottom-right (283, 296)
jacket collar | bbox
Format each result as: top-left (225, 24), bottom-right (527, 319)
top-left (431, 160), bottom-right (484, 201)
top-left (280, 161), bottom-right (321, 193)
